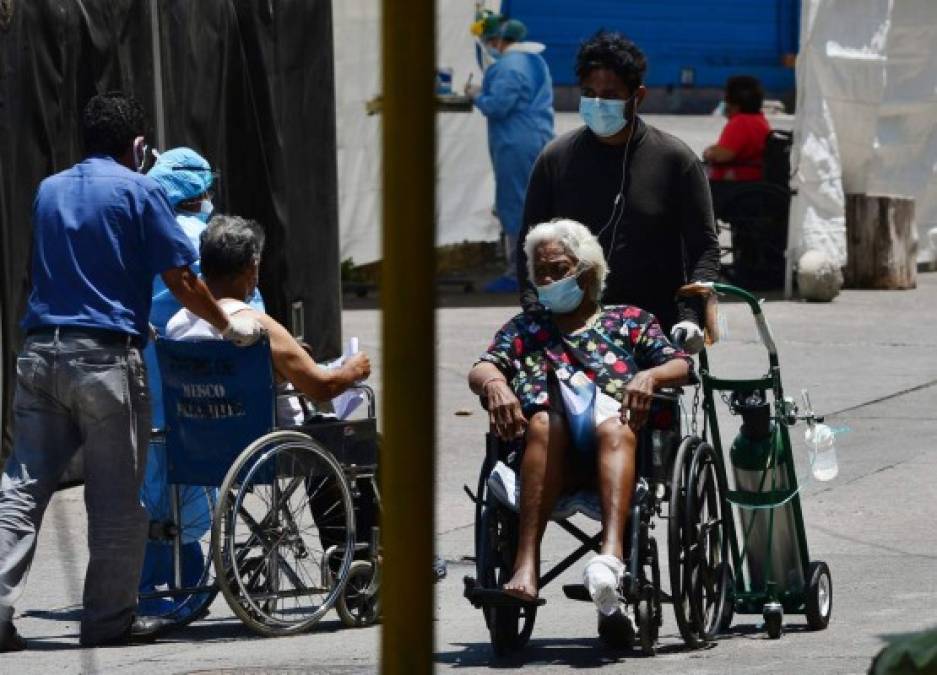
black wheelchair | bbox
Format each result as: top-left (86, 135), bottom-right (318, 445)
top-left (463, 391), bottom-right (734, 656)
top-left (138, 337), bottom-right (381, 636)
top-left (710, 129), bottom-right (794, 290)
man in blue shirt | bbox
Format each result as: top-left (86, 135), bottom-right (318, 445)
top-left (0, 93), bottom-right (262, 650)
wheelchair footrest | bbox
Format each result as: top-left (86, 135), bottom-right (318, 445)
top-left (562, 584), bottom-right (592, 603)
top-left (463, 576), bottom-right (546, 608)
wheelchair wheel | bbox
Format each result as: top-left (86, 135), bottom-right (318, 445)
top-left (669, 437), bottom-right (731, 648)
top-left (139, 472), bottom-right (218, 627)
top-left (212, 431), bottom-right (356, 636)
top-left (477, 499), bottom-right (536, 656)
top-left (336, 560), bottom-right (381, 627)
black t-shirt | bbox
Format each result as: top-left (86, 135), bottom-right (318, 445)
top-left (518, 118), bottom-right (719, 330)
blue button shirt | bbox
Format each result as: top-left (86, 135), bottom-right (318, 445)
top-left (22, 155), bottom-right (198, 343)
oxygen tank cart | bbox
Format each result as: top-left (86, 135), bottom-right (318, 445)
top-left (695, 282), bottom-right (833, 639)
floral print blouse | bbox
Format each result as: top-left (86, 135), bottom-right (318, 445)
top-left (478, 305), bottom-right (693, 416)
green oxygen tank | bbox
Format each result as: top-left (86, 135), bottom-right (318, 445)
top-left (729, 392), bottom-right (805, 596)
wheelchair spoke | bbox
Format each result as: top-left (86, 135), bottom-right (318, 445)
top-left (215, 435), bottom-right (357, 633)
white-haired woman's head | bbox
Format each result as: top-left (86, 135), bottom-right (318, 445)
top-left (523, 219), bottom-right (608, 305)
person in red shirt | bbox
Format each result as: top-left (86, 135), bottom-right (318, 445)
top-left (704, 75), bottom-right (771, 181)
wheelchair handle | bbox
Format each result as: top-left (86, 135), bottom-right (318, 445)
top-left (682, 281), bottom-right (778, 358)
top-left (671, 327), bottom-right (688, 350)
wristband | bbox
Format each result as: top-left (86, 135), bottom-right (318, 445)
top-left (481, 376), bottom-right (507, 393)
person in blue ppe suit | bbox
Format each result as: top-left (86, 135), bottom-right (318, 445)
top-left (467, 14), bottom-right (554, 293)
top-left (137, 147), bottom-right (265, 621)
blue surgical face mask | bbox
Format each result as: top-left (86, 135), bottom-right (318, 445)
top-left (486, 45), bottom-right (501, 61)
top-left (195, 199), bottom-right (214, 223)
top-left (579, 95), bottom-right (635, 137)
top-left (537, 272), bottom-right (585, 314)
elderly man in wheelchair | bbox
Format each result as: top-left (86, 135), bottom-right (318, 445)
top-left (165, 215), bottom-right (372, 414)
top-left (467, 219), bottom-right (692, 648)
top-left (138, 215), bottom-right (381, 635)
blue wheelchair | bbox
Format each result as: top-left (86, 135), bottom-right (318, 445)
top-left (138, 337), bottom-right (381, 636)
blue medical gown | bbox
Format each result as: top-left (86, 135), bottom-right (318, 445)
top-left (139, 212), bottom-right (264, 612)
top-left (473, 50), bottom-right (554, 238)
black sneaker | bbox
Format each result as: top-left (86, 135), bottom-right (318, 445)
top-left (597, 605), bottom-right (635, 649)
top-left (0, 621), bottom-right (26, 652)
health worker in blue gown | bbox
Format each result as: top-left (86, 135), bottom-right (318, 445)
top-left (137, 147), bottom-right (264, 620)
top-left (467, 15), bottom-right (554, 293)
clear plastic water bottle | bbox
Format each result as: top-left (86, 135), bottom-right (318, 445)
top-left (805, 423), bottom-right (838, 481)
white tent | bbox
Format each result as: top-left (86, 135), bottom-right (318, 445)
top-left (332, 1), bottom-right (501, 267)
top-left (788, 0), bottom-right (937, 289)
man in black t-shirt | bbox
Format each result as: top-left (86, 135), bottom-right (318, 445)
top-left (519, 32), bottom-right (719, 351)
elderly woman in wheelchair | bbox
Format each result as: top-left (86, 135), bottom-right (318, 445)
top-left (467, 219), bottom-right (692, 637)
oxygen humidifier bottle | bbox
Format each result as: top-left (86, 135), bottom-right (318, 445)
top-left (805, 423), bottom-right (838, 481)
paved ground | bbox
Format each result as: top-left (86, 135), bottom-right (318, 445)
top-left (4, 271), bottom-right (937, 673)
top-left (3, 99), bottom-right (933, 672)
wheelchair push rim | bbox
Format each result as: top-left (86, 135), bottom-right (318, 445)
top-left (212, 430), bottom-right (356, 636)
top-left (476, 488), bottom-right (537, 656)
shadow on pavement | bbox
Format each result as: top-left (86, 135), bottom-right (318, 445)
top-left (159, 616), bottom-right (351, 643)
top-left (435, 636), bottom-right (701, 669)
top-left (21, 606), bottom-right (83, 622)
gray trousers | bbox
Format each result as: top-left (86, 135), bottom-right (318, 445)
top-left (0, 332), bottom-right (150, 644)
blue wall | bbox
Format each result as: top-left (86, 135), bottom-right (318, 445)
top-left (501, 0), bottom-right (799, 92)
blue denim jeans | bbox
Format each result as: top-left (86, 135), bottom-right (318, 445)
top-left (0, 331), bottom-right (151, 644)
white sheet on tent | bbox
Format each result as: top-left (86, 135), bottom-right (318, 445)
top-left (332, 1), bottom-right (501, 267)
top-left (789, 0), bottom-right (937, 277)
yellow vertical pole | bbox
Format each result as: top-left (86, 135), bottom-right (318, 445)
top-left (380, 1), bottom-right (436, 674)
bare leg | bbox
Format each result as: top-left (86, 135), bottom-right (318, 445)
top-left (502, 411), bottom-right (569, 600)
top-left (595, 419), bottom-right (637, 560)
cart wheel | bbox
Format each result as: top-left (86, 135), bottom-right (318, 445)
top-left (805, 561), bottom-right (832, 630)
top-left (763, 602), bottom-right (783, 639)
top-left (637, 592), bottom-right (657, 656)
top-left (477, 500), bottom-right (536, 655)
top-left (669, 437), bottom-right (731, 648)
top-left (212, 431), bottom-right (356, 636)
top-left (336, 560), bottom-right (381, 627)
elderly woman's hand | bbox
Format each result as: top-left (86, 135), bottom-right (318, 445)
top-left (622, 371), bottom-right (657, 431)
top-left (485, 380), bottom-right (528, 440)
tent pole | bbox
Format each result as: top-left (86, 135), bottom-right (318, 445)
top-left (380, 1), bottom-right (436, 674)
top-left (148, 0), bottom-right (167, 149)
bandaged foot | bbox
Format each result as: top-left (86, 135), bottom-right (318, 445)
top-left (583, 554), bottom-right (625, 616)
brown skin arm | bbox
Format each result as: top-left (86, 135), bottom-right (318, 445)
top-left (703, 144), bottom-right (737, 164)
top-left (162, 266), bottom-right (231, 333)
top-left (621, 359), bottom-right (690, 430)
top-left (235, 307), bottom-right (370, 400)
top-left (468, 361), bottom-right (528, 440)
